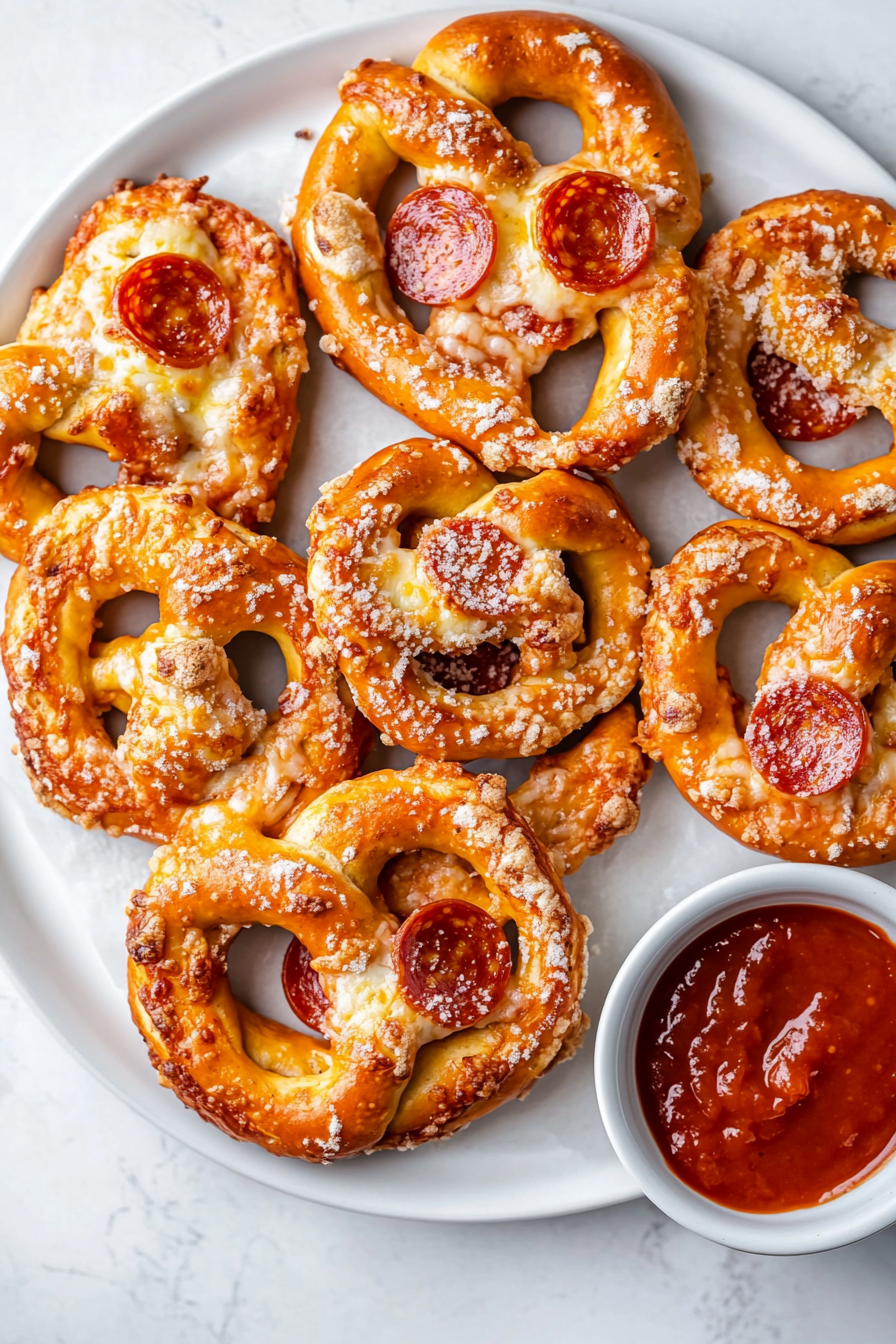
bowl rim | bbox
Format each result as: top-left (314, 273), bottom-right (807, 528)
top-left (594, 862), bottom-right (896, 1255)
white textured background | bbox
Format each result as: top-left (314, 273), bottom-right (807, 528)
top-left (3, 1), bottom-right (896, 1340)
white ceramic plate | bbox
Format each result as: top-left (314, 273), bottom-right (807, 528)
top-left (2, 3), bottom-right (896, 1223)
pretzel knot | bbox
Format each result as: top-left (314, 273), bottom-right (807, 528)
top-left (679, 190), bottom-right (896, 543)
top-left (126, 758), bottom-right (589, 1160)
top-left (0, 175), bottom-right (306, 560)
top-left (3, 486), bottom-right (363, 841)
top-left (307, 438), bottom-right (650, 759)
top-left (293, 11), bottom-right (705, 474)
top-left (638, 518), bottom-right (896, 865)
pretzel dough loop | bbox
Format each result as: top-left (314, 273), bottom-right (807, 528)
top-left (639, 518), bottom-right (896, 864)
top-left (127, 759), bottom-right (589, 1159)
top-left (294, 10), bottom-right (705, 474)
top-left (307, 437), bottom-right (651, 760)
top-left (0, 175), bottom-right (306, 562)
top-left (680, 190), bottom-right (896, 543)
top-left (3, 486), bottom-right (361, 841)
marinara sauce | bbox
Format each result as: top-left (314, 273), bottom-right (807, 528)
top-left (637, 904), bottom-right (896, 1212)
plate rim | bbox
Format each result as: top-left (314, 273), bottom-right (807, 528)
top-left (2, 0), bottom-right (895, 1222)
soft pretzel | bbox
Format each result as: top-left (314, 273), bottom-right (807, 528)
top-left (638, 518), bottom-right (896, 864)
top-left (307, 437), bottom-right (650, 759)
top-left (3, 485), bottom-right (363, 841)
top-left (127, 757), bottom-right (589, 1159)
top-left (679, 190), bottom-right (896, 543)
top-left (293, 10), bottom-right (705, 474)
top-left (0, 175), bottom-right (306, 560)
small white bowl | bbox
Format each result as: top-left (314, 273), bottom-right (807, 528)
top-left (595, 863), bottom-right (896, 1254)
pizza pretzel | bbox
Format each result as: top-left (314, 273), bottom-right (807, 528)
top-left (639, 518), bottom-right (896, 864)
top-left (307, 437), bottom-right (650, 760)
top-left (0, 175), bottom-right (306, 560)
top-left (293, 10), bottom-right (706, 475)
top-left (3, 485), bottom-right (363, 841)
top-left (127, 757), bottom-right (589, 1159)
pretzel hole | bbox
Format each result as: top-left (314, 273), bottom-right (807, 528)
top-left (495, 98), bottom-right (583, 166)
top-left (94, 590), bottom-right (161, 641)
top-left (35, 439), bottom-right (119, 494)
top-left (561, 553), bottom-right (591, 646)
top-left (228, 924), bottom-right (327, 1041)
top-left (224, 631), bottom-right (287, 715)
top-left (398, 512), bottom-right (436, 548)
top-left (502, 919), bottom-right (520, 975)
top-left (415, 640), bottom-right (520, 695)
top-left (102, 707), bottom-right (128, 745)
top-left (716, 600), bottom-right (791, 715)
top-left (845, 274), bottom-right (896, 329)
top-left (92, 592), bottom-right (161, 744)
top-left (530, 332), bottom-right (603, 431)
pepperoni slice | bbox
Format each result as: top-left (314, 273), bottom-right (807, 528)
top-left (417, 639), bottom-right (520, 695)
top-left (394, 898), bottom-right (512, 1029)
top-left (747, 346), bottom-right (862, 442)
top-left (418, 516), bottom-right (525, 617)
top-left (538, 170), bottom-right (654, 294)
top-left (282, 936), bottom-right (329, 1034)
top-left (745, 676), bottom-right (869, 797)
top-left (386, 185), bottom-right (497, 305)
top-left (114, 253), bottom-right (233, 368)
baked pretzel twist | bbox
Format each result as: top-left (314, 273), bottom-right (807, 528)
top-left (638, 518), bottom-right (896, 864)
top-left (0, 175), bottom-right (306, 560)
top-left (127, 758), bottom-right (589, 1159)
top-left (294, 10), bottom-right (705, 474)
top-left (679, 191), bottom-right (896, 543)
top-left (3, 486), bottom-right (362, 841)
top-left (307, 438), bottom-right (650, 759)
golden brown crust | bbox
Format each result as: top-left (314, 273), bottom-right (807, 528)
top-left (306, 438), bottom-right (651, 759)
top-left (3, 485), bottom-right (362, 841)
top-left (0, 176), bottom-right (306, 558)
top-left (511, 702), bottom-right (650, 873)
top-left (679, 190), bottom-right (896, 543)
top-left (293, 11), bottom-right (705, 474)
top-left (0, 344), bottom-right (88, 561)
top-left (638, 518), bottom-right (896, 864)
top-left (127, 758), bottom-right (589, 1160)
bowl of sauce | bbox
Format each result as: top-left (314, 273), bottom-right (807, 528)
top-left (595, 864), bottom-right (896, 1253)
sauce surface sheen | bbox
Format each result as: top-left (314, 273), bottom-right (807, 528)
top-left (637, 903), bottom-right (896, 1212)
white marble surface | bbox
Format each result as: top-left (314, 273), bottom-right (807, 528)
top-left (3, 0), bottom-right (896, 1338)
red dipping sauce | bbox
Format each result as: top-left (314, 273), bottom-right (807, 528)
top-left (636, 904), bottom-right (896, 1212)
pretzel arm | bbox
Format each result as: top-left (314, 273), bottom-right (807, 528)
top-left (0, 343), bottom-right (86, 561)
top-left (340, 61), bottom-right (531, 189)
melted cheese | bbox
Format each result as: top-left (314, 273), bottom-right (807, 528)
top-left (46, 216), bottom-right (251, 456)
